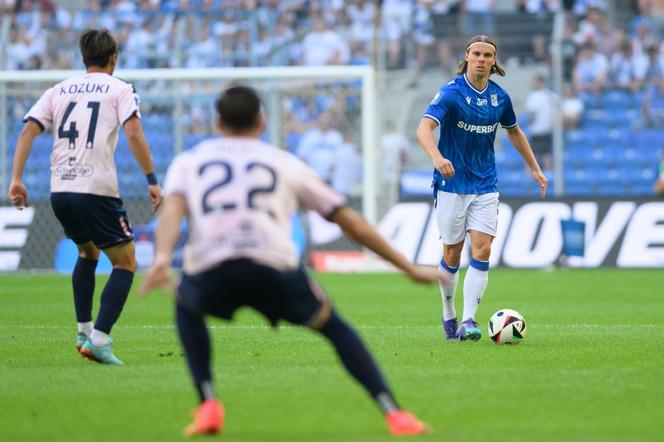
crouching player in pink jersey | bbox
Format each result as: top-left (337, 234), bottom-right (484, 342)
top-left (8, 29), bottom-right (162, 365)
top-left (140, 86), bottom-right (444, 437)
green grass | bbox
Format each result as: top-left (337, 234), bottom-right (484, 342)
top-left (1, 269), bottom-right (663, 441)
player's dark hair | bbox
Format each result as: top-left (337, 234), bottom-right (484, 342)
top-left (456, 35), bottom-right (506, 77)
top-left (79, 29), bottom-right (118, 68)
top-left (215, 86), bottom-right (261, 131)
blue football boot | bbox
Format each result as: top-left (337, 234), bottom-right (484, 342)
top-left (457, 318), bottom-right (481, 341)
top-left (443, 318), bottom-right (459, 340)
top-left (80, 337), bottom-right (124, 365)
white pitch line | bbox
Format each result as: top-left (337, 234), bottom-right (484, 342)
top-left (0, 324), bottom-right (662, 330)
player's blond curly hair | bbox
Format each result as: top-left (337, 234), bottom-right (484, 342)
top-left (456, 35), bottom-right (506, 77)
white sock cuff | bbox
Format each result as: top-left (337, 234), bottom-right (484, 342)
top-left (90, 329), bottom-right (110, 347)
top-left (77, 321), bottom-right (93, 336)
top-left (467, 265), bottom-right (489, 280)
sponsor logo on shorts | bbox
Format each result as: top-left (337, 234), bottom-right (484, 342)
top-left (119, 216), bottom-right (132, 237)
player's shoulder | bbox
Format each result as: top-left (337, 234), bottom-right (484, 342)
top-left (109, 76), bottom-right (137, 93)
top-left (169, 145), bottom-right (198, 170)
top-left (441, 76), bottom-right (462, 93)
top-left (430, 77), bottom-right (461, 105)
top-left (488, 79), bottom-right (510, 98)
top-left (169, 137), bottom-right (218, 164)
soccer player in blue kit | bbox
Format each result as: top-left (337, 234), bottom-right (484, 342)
top-left (416, 35), bottom-right (548, 341)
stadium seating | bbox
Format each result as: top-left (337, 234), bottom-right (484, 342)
top-left (492, 89), bottom-right (662, 198)
top-left (11, 87), bottom-right (664, 201)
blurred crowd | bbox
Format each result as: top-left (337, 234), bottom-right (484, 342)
top-left (521, 0), bottom-right (664, 185)
top-left (2, 0), bottom-right (664, 196)
top-left (0, 0), bottom-right (582, 72)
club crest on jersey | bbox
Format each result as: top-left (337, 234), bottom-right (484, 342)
top-left (477, 98), bottom-right (487, 106)
top-left (491, 94), bottom-right (498, 107)
top-left (465, 96), bottom-right (471, 105)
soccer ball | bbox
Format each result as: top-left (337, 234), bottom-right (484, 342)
top-left (488, 309), bottom-right (527, 344)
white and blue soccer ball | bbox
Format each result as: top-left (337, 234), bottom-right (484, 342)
top-left (488, 309), bottom-right (526, 344)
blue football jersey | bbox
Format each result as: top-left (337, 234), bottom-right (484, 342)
top-left (423, 74), bottom-right (517, 194)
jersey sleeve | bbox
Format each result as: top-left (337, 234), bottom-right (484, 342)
top-left (500, 93), bottom-right (517, 128)
top-left (163, 153), bottom-right (188, 198)
top-left (117, 82), bottom-right (141, 125)
top-left (288, 155), bottom-right (347, 219)
top-left (423, 87), bottom-right (452, 127)
top-left (23, 87), bottom-right (55, 131)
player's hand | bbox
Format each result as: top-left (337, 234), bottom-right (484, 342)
top-left (8, 180), bottom-right (29, 210)
top-left (433, 156), bottom-right (455, 179)
top-left (139, 260), bottom-right (172, 296)
top-left (406, 265), bottom-right (450, 285)
top-left (532, 169), bottom-right (548, 199)
top-left (148, 184), bottom-right (163, 213)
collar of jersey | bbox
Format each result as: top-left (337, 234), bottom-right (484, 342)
top-left (463, 74), bottom-right (488, 95)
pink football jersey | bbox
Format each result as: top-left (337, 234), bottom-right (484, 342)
top-left (24, 72), bottom-right (141, 197)
top-left (164, 137), bottom-right (347, 274)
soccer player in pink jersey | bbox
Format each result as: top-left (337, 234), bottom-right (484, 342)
top-left (8, 29), bottom-right (162, 365)
top-left (140, 86), bottom-right (444, 437)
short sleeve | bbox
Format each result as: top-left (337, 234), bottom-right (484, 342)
top-left (500, 93), bottom-right (517, 128)
top-left (287, 155), bottom-right (347, 219)
top-left (117, 82), bottom-right (141, 125)
top-left (163, 153), bottom-right (188, 198)
top-left (423, 87), bottom-right (452, 127)
top-left (23, 87), bottom-right (55, 131)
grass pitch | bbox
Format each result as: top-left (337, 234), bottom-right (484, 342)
top-left (1, 269), bottom-right (663, 441)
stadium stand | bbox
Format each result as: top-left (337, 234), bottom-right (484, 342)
top-left (2, 0), bottom-right (664, 200)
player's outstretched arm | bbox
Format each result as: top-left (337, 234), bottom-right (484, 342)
top-left (330, 206), bottom-right (447, 285)
top-left (123, 116), bottom-right (163, 212)
top-left (8, 120), bottom-right (42, 209)
top-left (505, 125), bottom-right (548, 199)
top-left (416, 117), bottom-right (455, 178)
top-left (139, 194), bottom-right (187, 296)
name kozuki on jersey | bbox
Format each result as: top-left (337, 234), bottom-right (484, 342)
top-left (59, 83), bottom-right (111, 95)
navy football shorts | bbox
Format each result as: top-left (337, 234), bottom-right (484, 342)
top-left (50, 192), bottom-right (135, 249)
top-left (177, 259), bottom-right (330, 327)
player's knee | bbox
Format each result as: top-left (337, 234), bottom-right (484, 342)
top-left (116, 256), bottom-right (137, 272)
top-left (317, 309), bottom-right (348, 338)
top-left (473, 244), bottom-right (492, 261)
top-left (444, 250), bottom-right (462, 267)
top-left (76, 242), bottom-right (100, 260)
top-left (78, 249), bottom-right (100, 260)
top-left (107, 246), bottom-right (138, 272)
top-left (307, 299), bottom-right (333, 331)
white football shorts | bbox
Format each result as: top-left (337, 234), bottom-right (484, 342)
top-left (435, 191), bottom-right (499, 245)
